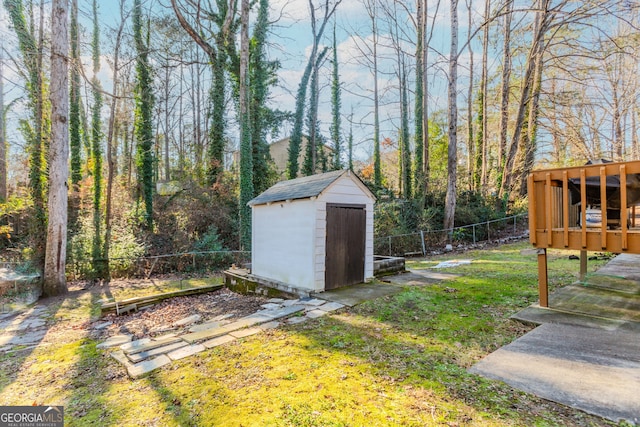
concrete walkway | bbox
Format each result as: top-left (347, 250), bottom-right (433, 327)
top-left (470, 254), bottom-right (640, 425)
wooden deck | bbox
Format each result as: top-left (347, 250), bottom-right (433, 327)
top-left (528, 160), bottom-right (640, 306)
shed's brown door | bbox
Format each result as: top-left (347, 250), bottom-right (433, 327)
top-left (325, 204), bottom-right (366, 290)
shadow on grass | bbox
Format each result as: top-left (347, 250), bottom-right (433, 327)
top-left (0, 289), bottom-right (68, 397)
top-left (278, 282), bottom-right (612, 426)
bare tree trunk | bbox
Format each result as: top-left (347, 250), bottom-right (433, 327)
top-left (164, 64), bottom-right (171, 181)
top-left (422, 0), bottom-right (432, 194)
top-left (466, 0), bottom-right (474, 190)
top-left (444, 0), bottom-right (458, 231)
top-left (104, 0), bottom-right (126, 283)
top-left (476, 0), bottom-right (490, 191)
top-left (517, 31), bottom-right (544, 196)
top-left (497, 0), bottom-right (512, 187)
top-left (43, 0), bottom-right (69, 296)
top-left (499, 0), bottom-right (549, 199)
top-left (633, 104), bottom-right (638, 159)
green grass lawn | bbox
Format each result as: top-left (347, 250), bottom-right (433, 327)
top-left (0, 242), bottom-right (621, 426)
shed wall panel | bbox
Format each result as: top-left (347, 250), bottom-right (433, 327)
top-left (252, 200), bottom-right (319, 291)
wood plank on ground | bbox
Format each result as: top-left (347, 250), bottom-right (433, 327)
top-left (100, 284), bottom-right (223, 315)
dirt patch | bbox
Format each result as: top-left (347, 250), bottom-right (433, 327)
top-left (97, 288), bottom-right (270, 339)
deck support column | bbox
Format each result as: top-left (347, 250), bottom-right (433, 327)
top-left (579, 250), bottom-right (587, 281)
top-left (537, 248), bottom-right (549, 307)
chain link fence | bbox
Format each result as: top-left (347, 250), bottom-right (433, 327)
top-left (68, 251), bottom-right (251, 280)
top-left (375, 213), bottom-right (529, 257)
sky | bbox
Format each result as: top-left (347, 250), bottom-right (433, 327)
top-left (0, 0), bottom-right (488, 172)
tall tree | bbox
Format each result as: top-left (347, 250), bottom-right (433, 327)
top-left (68, 0), bottom-right (81, 231)
top-left (496, 0), bottom-right (512, 189)
top-left (238, 0), bottom-right (252, 250)
top-left (473, 0), bottom-right (489, 191)
top-left (500, 0), bottom-right (550, 199)
top-left (4, 0), bottom-right (48, 269)
top-left (398, 56), bottom-right (411, 198)
top-left (444, 0), bottom-right (458, 231)
top-left (0, 46), bottom-right (6, 201)
top-left (133, 0), bottom-right (155, 228)
top-left (43, 0), bottom-right (69, 295)
top-left (286, 0), bottom-right (341, 179)
top-left (170, 0), bottom-right (237, 184)
top-left (303, 47), bottom-right (328, 176)
top-left (104, 0), bottom-right (129, 282)
top-left (248, 0), bottom-right (278, 194)
top-left (91, 0), bottom-right (105, 277)
top-left (414, 0), bottom-right (424, 196)
top-left (330, 25), bottom-right (342, 170)
top-left (465, 0), bottom-right (474, 190)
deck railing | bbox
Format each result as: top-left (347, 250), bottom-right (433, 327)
top-left (528, 160), bottom-right (640, 306)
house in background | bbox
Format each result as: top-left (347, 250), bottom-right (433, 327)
top-left (248, 169), bottom-right (375, 294)
top-left (232, 136), bottom-right (334, 177)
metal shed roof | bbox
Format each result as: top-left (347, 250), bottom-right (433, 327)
top-left (248, 170), bottom-right (372, 206)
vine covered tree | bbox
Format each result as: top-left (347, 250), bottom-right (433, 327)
top-left (133, 0), bottom-right (155, 228)
top-left (330, 25), bottom-right (342, 171)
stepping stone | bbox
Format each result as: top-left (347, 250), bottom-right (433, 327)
top-left (260, 303), bottom-right (282, 310)
top-left (267, 298), bottom-right (284, 303)
top-left (127, 341), bottom-right (189, 363)
top-left (317, 302), bottom-right (345, 312)
top-left (172, 314), bottom-right (201, 327)
top-left (123, 335), bottom-right (183, 355)
top-left (286, 317), bottom-right (308, 325)
top-left (24, 319), bottom-right (46, 329)
top-left (93, 321), bottom-right (113, 330)
top-left (259, 321), bottom-right (280, 330)
top-left (300, 298), bottom-right (326, 307)
top-left (120, 338), bottom-right (152, 352)
top-left (202, 335), bottom-right (236, 349)
top-left (260, 305), bottom-right (306, 319)
top-left (182, 318), bottom-right (261, 343)
top-left (97, 334), bottom-right (132, 349)
top-left (167, 343), bottom-right (205, 361)
top-left (306, 309), bottom-right (328, 319)
top-left (230, 327), bottom-right (262, 339)
top-left (0, 335), bottom-right (14, 346)
top-left (210, 314), bottom-right (234, 322)
top-left (149, 325), bottom-right (175, 334)
top-left (189, 321), bottom-right (221, 333)
top-left (127, 355), bottom-right (171, 378)
top-left (110, 350), bottom-right (130, 366)
top-left (282, 300), bottom-right (301, 307)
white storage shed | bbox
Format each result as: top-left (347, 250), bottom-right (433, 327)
top-left (248, 170), bottom-right (375, 293)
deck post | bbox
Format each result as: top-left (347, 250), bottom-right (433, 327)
top-left (537, 248), bottom-right (549, 307)
top-left (579, 250), bottom-right (587, 281)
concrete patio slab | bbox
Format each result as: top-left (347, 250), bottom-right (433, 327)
top-left (314, 282), bottom-right (404, 307)
top-left (470, 322), bottom-right (640, 424)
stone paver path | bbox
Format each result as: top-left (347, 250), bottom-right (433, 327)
top-left (100, 296), bottom-right (345, 378)
top-left (0, 305), bottom-right (50, 352)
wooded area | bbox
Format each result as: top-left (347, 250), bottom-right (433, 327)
top-left (0, 0), bottom-right (638, 294)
